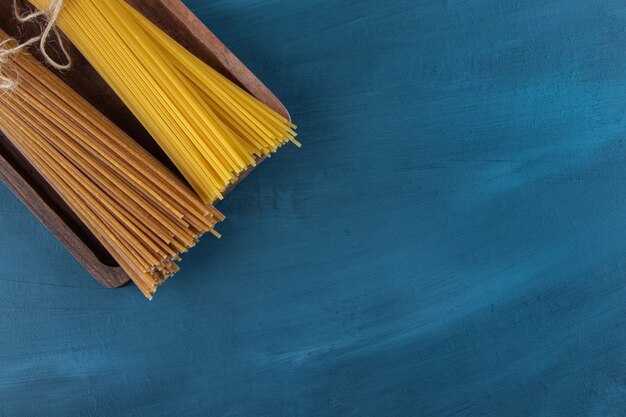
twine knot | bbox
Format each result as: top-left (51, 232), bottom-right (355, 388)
top-left (0, 37), bottom-right (38, 90)
top-left (0, 0), bottom-right (70, 91)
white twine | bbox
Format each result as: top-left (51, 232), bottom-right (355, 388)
top-left (0, 0), bottom-right (71, 90)
top-left (14, 0), bottom-right (71, 70)
top-left (0, 37), bottom-right (37, 90)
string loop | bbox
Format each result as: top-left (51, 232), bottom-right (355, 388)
top-left (14, 0), bottom-right (72, 70)
top-left (0, 0), bottom-right (70, 91)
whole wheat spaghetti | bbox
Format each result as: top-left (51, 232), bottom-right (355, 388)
top-left (0, 29), bottom-right (224, 299)
top-left (28, 0), bottom-right (300, 204)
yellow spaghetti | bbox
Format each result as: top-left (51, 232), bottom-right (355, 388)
top-left (0, 29), bottom-right (224, 299)
top-left (29, 0), bottom-right (299, 204)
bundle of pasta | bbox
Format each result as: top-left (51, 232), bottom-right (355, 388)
top-left (29, 0), bottom-right (299, 204)
top-left (0, 29), bottom-right (224, 299)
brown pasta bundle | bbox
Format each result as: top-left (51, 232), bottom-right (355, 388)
top-left (0, 30), bottom-right (224, 299)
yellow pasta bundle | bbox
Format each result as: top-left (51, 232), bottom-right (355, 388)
top-left (0, 30), bottom-right (224, 299)
top-left (29, 0), bottom-right (299, 204)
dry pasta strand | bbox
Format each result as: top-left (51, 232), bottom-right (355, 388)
top-left (28, 0), bottom-right (299, 204)
top-left (0, 29), bottom-right (223, 299)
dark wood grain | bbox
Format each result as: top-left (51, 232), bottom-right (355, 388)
top-left (0, 0), bottom-right (290, 288)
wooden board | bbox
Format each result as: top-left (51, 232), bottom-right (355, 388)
top-left (0, 0), bottom-right (290, 288)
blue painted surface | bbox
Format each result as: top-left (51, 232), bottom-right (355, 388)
top-left (2, 0), bottom-right (626, 415)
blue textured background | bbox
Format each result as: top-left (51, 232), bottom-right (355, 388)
top-left (2, 0), bottom-right (626, 415)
